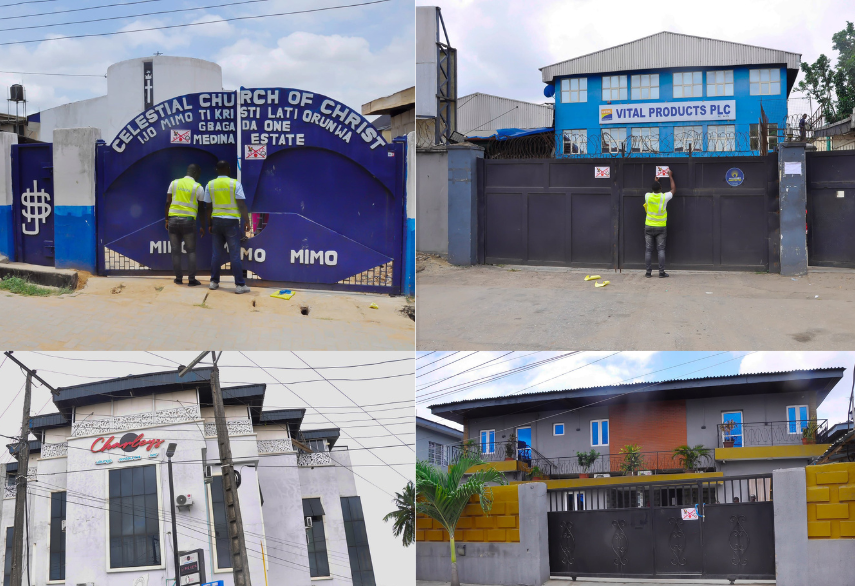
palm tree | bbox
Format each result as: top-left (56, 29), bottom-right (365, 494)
top-left (383, 481), bottom-right (415, 547)
top-left (672, 444), bottom-right (712, 472)
top-left (416, 456), bottom-right (507, 586)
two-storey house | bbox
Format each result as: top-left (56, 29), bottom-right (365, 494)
top-left (416, 416), bottom-right (463, 471)
top-left (543, 32), bottom-right (801, 157)
top-left (427, 368), bottom-right (844, 487)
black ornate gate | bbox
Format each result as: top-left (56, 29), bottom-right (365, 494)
top-left (546, 475), bottom-right (775, 581)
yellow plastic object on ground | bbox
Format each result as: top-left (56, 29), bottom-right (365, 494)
top-left (270, 289), bottom-right (295, 300)
top-left (595, 281), bottom-right (610, 288)
top-left (369, 303), bottom-right (379, 309)
top-left (584, 275), bottom-right (601, 281)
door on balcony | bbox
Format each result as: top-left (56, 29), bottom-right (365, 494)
top-left (722, 411), bottom-right (743, 447)
top-left (787, 405), bottom-right (809, 435)
top-left (517, 427), bottom-right (532, 463)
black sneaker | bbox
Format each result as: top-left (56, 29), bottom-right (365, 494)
top-left (187, 278), bottom-right (202, 287)
top-left (659, 271), bottom-right (670, 278)
top-left (173, 278), bottom-right (183, 285)
top-left (645, 271), bottom-right (652, 278)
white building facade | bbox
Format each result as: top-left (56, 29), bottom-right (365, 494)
top-left (0, 368), bottom-right (375, 586)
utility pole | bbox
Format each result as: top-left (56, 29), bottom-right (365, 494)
top-left (10, 370), bottom-right (31, 586)
top-left (180, 352), bottom-right (252, 586)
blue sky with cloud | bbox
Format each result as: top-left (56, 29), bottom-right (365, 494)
top-left (1, 0), bottom-right (413, 120)
top-left (417, 351), bottom-right (854, 429)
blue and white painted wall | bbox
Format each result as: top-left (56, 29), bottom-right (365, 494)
top-left (0, 133), bottom-right (16, 259)
top-left (53, 128), bottom-right (101, 272)
top-left (552, 65), bottom-right (790, 156)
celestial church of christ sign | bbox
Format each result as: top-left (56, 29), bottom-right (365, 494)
top-left (96, 87), bottom-right (405, 293)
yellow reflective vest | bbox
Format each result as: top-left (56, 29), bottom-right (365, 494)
top-left (207, 176), bottom-right (241, 219)
top-left (645, 192), bottom-right (668, 227)
top-left (168, 177), bottom-right (201, 218)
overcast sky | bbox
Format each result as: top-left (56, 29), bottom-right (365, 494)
top-left (0, 351), bottom-right (414, 586)
top-left (416, 351), bottom-right (855, 431)
top-left (416, 0), bottom-right (852, 113)
top-left (0, 0), bottom-right (413, 125)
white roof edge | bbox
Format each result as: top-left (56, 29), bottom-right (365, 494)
top-left (540, 31), bottom-right (802, 83)
top-left (458, 92), bottom-right (553, 108)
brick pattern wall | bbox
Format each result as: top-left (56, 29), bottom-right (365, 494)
top-left (416, 485), bottom-right (520, 543)
top-left (608, 399), bottom-right (688, 454)
top-left (806, 462), bottom-right (855, 539)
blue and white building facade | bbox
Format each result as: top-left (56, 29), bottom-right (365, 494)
top-left (542, 32), bottom-right (801, 157)
top-left (0, 369), bottom-right (376, 586)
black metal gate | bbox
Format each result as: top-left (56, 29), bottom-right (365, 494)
top-left (546, 475), bottom-right (775, 580)
top-left (477, 156), bottom-right (779, 272)
top-left (807, 150), bottom-right (855, 268)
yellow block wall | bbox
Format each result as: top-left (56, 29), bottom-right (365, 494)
top-left (416, 485), bottom-right (520, 543)
top-left (806, 462), bottom-right (855, 539)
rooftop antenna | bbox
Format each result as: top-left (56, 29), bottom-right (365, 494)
top-left (154, 51), bottom-right (163, 56)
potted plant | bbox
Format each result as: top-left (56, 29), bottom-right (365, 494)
top-left (802, 419), bottom-right (819, 445)
top-left (618, 444), bottom-right (643, 476)
top-left (720, 421), bottom-right (737, 448)
top-left (504, 434), bottom-right (517, 461)
top-left (672, 444), bottom-right (712, 472)
top-left (529, 465), bottom-right (545, 481)
top-left (576, 449), bottom-right (599, 478)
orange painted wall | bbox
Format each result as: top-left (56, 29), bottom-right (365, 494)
top-left (609, 399), bottom-right (688, 453)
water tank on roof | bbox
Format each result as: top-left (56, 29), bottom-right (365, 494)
top-left (9, 84), bottom-right (25, 102)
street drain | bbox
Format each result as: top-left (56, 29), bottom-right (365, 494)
top-left (300, 305), bottom-right (310, 316)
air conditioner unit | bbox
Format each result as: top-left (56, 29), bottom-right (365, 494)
top-left (594, 474), bottom-right (611, 478)
top-left (176, 494), bottom-right (193, 507)
top-left (61, 520), bottom-right (66, 532)
top-left (305, 516), bottom-right (313, 529)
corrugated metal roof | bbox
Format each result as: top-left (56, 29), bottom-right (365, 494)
top-left (458, 93), bottom-right (553, 136)
top-left (29, 412), bottom-right (68, 431)
top-left (540, 31), bottom-right (801, 83)
top-left (260, 409), bottom-right (306, 423)
top-left (302, 427), bottom-right (341, 449)
top-left (416, 416), bottom-right (463, 439)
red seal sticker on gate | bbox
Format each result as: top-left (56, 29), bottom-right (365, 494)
top-left (595, 166), bottom-right (610, 178)
top-left (170, 129), bottom-right (191, 144)
top-left (245, 144), bottom-right (267, 160)
top-left (656, 166), bottom-right (670, 178)
top-left (681, 507), bottom-right (699, 520)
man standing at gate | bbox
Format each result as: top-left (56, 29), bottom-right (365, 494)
top-left (644, 168), bottom-right (675, 278)
top-left (204, 160), bottom-right (251, 294)
top-left (165, 163), bottom-right (205, 286)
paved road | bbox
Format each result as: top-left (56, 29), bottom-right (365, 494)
top-left (0, 274), bottom-right (414, 350)
top-left (419, 580), bottom-right (774, 586)
top-left (416, 256), bottom-right (855, 350)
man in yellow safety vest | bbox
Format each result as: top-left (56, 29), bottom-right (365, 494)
top-left (203, 160), bottom-right (251, 293)
top-left (165, 163), bottom-right (206, 286)
top-left (644, 168), bottom-right (675, 278)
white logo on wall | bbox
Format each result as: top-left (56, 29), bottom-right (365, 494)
top-left (132, 574), bottom-right (149, 586)
top-left (171, 129), bottom-right (192, 144)
top-left (21, 180), bottom-right (52, 235)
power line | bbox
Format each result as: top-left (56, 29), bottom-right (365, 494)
top-left (415, 351), bottom-right (513, 391)
top-left (0, 0), bottom-right (393, 46)
top-left (4, 0), bottom-right (171, 21)
top-left (0, 0), bottom-right (58, 8)
top-left (0, 69), bottom-right (105, 77)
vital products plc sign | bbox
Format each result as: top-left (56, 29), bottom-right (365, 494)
top-left (599, 100), bottom-right (736, 124)
top-left (91, 432), bottom-right (166, 453)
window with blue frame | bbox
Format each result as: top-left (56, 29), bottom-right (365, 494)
top-left (554, 423), bottom-right (565, 436)
top-left (722, 411), bottom-right (743, 447)
top-left (480, 430), bottom-right (495, 454)
top-left (749, 69), bottom-right (781, 95)
top-left (591, 419), bottom-right (609, 446)
top-left (602, 75), bottom-right (627, 101)
top-left (787, 405), bottom-right (809, 434)
top-left (631, 74), bottom-right (659, 100)
top-left (673, 71), bottom-right (703, 98)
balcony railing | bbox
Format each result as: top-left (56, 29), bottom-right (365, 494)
top-left (447, 441), bottom-right (549, 467)
top-left (716, 419), bottom-right (829, 448)
top-left (530, 450), bottom-right (714, 478)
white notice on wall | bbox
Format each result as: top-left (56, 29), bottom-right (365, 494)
top-left (656, 166), bottom-right (670, 178)
top-left (784, 162), bottom-right (802, 175)
top-left (681, 507), bottom-right (699, 520)
top-left (595, 166), bottom-right (610, 178)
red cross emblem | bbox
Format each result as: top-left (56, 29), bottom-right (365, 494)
top-left (170, 129), bottom-right (191, 144)
top-left (245, 144), bottom-right (267, 160)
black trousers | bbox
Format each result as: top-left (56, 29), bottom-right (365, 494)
top-left (167, 216), bottom-right (197, 279)
top-left (644, 225), bottom-right (667, 273)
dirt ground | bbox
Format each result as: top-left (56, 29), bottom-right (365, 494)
top-left (416, 254), bottom-right (855, 350)
top-left (0, 273), bottom-right (414, 350)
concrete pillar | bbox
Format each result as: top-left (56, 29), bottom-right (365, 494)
top-left (416, 149), bottom-right (449, 255)
top-left (447, 144), bottom-right (483, 265)
top-left (0, 133), bottom-right (18, 260)
top-left (399, 131), bottom-right (416, 296)
top-left (778, 142), bottom-right (808, 276)
top-left (773, 467), bottom-right (810, 586)
top-left (53, 128), bottom-right (101, 272)
top-left (518, 482), bottom-right (550, 586)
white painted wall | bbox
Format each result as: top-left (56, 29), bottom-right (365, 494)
top-left (416, 7), bottom-right (439, 118)
top-left (298, 464), bottom-right (352, 586)
top-left (53, 128), bottom-right (101, 208)
top-left (0, 133), bottom-right (17, 208)
top-left (34, 56), bottom-right (223, 143)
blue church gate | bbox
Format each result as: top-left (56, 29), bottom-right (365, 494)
top-left (96, 88), bottom-right (406, 294)
top-left (10, 143), bottom-right (54, 266)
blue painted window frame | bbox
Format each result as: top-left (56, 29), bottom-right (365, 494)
top-left (787, 405), bottom-right (809, 434)
top-left (554, 423), bottom-right (565, 436)
top-left (480, 430), bottom-right (495, 454)
top-left (590, 419), bottom-right (609, 446)
top-left (722, 411), bottom-right (743, 447)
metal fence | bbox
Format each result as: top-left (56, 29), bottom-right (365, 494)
top-left (470, 132), bottom-right (555, 159)
top-left (532, 450), bottom-right (714, 478)
top-left (547, 474), bottom-right (772, 513)
top-left (716, 419), bottom-right (829, 448)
